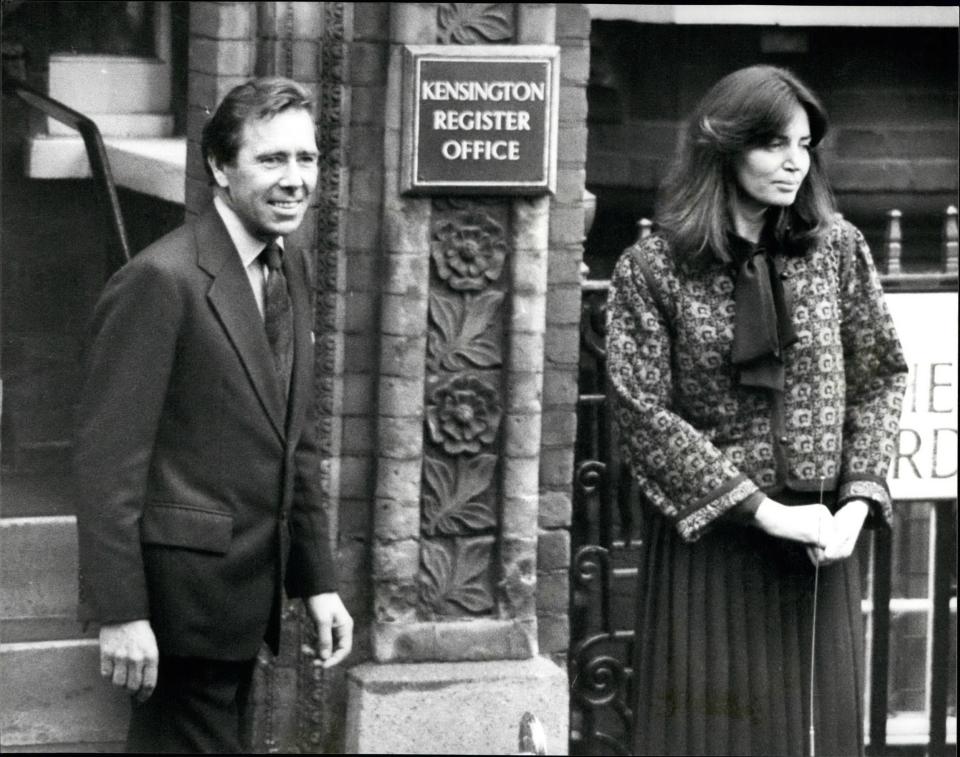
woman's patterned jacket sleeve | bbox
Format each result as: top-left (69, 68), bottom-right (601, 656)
top-left (606, 244), bottom-right (761, 542)
top-left (836, 221), bottom-right (908, 527)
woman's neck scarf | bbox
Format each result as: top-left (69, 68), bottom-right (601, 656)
top-left (728, 229), bottom-right (799, 392)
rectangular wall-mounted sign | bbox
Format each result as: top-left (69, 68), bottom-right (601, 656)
top-left (886, 291), bottom-right (957, 500)
top-left (402, 45), bottom-right (559, 195)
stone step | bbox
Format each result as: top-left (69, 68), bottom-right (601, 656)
top-left (0, 639), bottom-right (128, 749)
top-left (2, 742), bottom-right (124, 753)
top-left (1, 473), bottom-right (76, 518)
top-left (0, 516), bottom-right (84, 642)
top-left (24, 135), bottom-right (187, 205)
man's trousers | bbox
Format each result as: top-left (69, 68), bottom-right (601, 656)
top-left (125, 655), bottom-right (257, 753)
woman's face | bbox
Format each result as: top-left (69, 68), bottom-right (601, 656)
top-left (734, 103), bottom-right (812, 213)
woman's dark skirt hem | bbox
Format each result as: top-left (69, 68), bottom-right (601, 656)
top-left (630, 496), bottom-right (865, 757)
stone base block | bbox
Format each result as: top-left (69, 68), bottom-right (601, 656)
top-left (345, 657), bottom-right (568, 755)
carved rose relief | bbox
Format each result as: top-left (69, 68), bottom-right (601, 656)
top-left (431, 210), bottom-right (507, 291)
top-left (419, 536), bottom-right (496, 617)
top-left (426, 374), bottom-right (502, 455)
top-left (419, 199), bottom-right (511, 621)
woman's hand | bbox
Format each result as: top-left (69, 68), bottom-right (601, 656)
top-left (754, 497), bottom-right (834, 550)
top-left (809, 498), bottom-right (869, 566)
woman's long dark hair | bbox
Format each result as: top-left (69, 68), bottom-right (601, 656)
top-left (655, 65), bottom-right (836, 263)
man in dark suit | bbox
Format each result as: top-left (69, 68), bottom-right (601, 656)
top-left (74, 77), bottom-right (352, 752)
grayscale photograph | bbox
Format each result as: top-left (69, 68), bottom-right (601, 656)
top-left (0, 3), bottom-right (956, 754)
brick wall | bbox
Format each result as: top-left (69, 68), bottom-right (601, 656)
top-left (337, 1), bottom-right (391, 658)
top-left (185, 2), bottom-right (257, 215)
top-left (538, 2), bottom-right (591, 662)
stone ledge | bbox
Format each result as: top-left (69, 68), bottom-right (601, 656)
top-left (24, 136), bottom-right (186, 205)
top-left (46, 112), bottom-right (175, 138)
top-left (372, 618), bottom-right (537, 663)
top-left (346, 657), bottom-right (568, 754)
top-left (48, 54), bottom-right (170, 114)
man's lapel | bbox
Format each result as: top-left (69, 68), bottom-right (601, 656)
top-left (194, 209), bottom-right (286, 440)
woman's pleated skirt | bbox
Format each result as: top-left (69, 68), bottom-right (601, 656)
top-left (630, 504), bottom-right (865, 757)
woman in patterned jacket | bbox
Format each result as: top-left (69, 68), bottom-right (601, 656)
top-left (607, 65), bottom-right (907, 756)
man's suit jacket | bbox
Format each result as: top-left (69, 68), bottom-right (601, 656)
top-left (74, 207), bottom-right (337, 660)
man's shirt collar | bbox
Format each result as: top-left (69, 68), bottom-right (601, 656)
top-left (213, 194), bottom-right (282, 268)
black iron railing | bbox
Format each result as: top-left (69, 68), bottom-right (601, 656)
top-left (2, 75), bottom-right (130, 269)
top-left (570, 207), bottom-right (959, 756)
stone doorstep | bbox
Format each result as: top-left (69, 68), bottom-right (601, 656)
top-left (0, 742), bottom-right (125, 753)
top-left (0, 640), bottom-right (128, 749)
top-left (24, 136), bottom-right (186, 205)
top-left (346, 657), bottom-right (569, 755)
top-left (1, 517), bottom-right (79, 636)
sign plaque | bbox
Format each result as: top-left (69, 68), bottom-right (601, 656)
top-left (402, 45), bottom-right (560, 195)
top-left (886, 292), bottom-right (957, 500)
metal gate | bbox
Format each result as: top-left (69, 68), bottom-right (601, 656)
top-left (568, 210), bottom-right (959, 756)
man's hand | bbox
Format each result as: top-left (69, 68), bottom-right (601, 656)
top-left (99, 619), bottom-right (158, 702)
top-left (305, 592), bottom-right (353, 668)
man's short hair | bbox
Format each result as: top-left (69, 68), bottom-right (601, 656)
top-left (201, 77), bottom-right (316, 182)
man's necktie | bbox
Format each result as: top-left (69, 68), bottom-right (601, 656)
top-left (260, 241), bottom-right (294, 399)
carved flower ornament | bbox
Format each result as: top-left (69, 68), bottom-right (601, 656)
top-left (431, 211), bottom-right (507, 291)
top-left (426, 374), bottom-right (502, 455)
top-left (437, 3), bottom-right (513, 45)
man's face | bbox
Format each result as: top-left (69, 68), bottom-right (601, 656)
top-left (209, 108), bottom-right (319, 240)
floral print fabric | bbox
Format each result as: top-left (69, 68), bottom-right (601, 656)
top-left (606, 217), bottom-right (908, 542)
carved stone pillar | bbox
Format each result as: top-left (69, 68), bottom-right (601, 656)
top-left (346, 4), bottom-right (568, 754)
